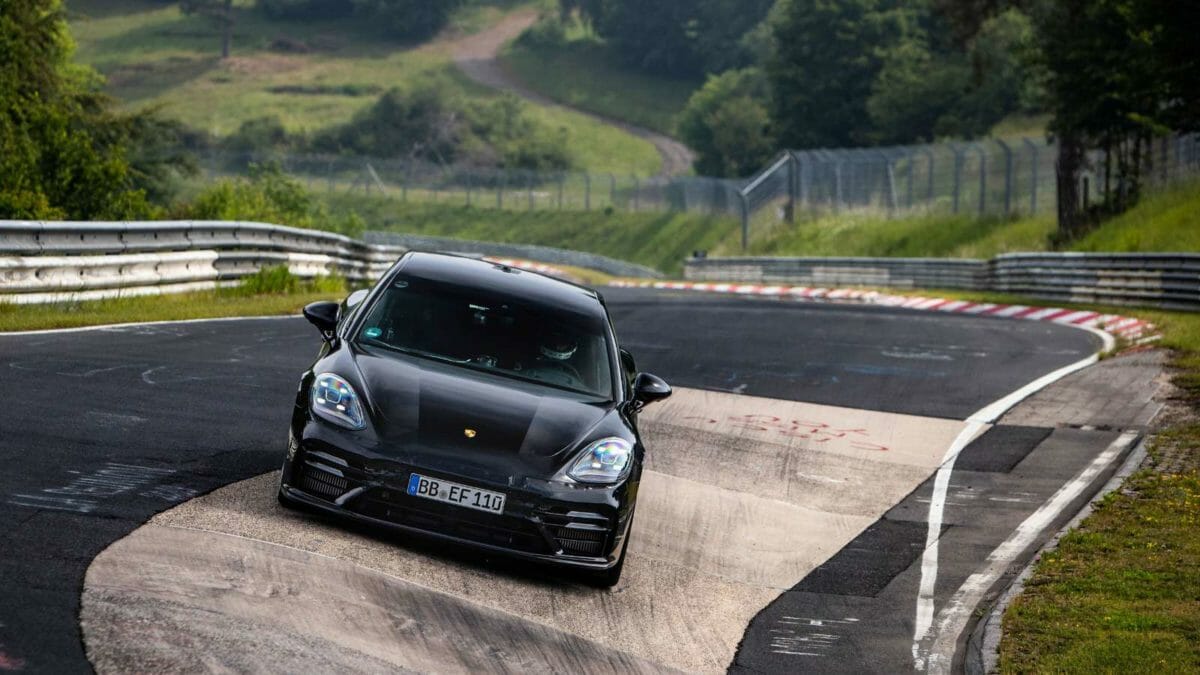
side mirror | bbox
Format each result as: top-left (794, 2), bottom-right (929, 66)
top-left (303, 301), bottom-right (339, 342)
top-left (632, 372), bottom-right (672, 408)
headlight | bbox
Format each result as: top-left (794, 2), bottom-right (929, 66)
top-left (567, 437), bottom-right (633, 484)
top-left (311, 373), bottom-right (366, 430)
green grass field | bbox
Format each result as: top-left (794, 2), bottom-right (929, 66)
top-left (331, 197), bottom-right (739, 275)
top-left (737, 177), bottom-right (1200, 260)
top-left (500, 24), bottom-right (699, 137)
top-left (66, 0), bottom-right (661, 175)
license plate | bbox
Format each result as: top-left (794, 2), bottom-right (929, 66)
top-left (406, 473), bottom-right (506, 515)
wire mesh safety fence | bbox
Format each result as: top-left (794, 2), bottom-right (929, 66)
top-left (200, 132), bottom-right (1199, 251)
top-left (200, 153), bottom-right (746, 219)
top-left (740, 133), bottom-right (1200, 248)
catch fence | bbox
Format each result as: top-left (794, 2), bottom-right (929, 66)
top-left (201, 153), bottom-right (745, 219)
top-left (740, 133), bottom-right (1200, 245)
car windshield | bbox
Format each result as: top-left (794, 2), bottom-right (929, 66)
top-left (355, 275), bottom-right (615, 399)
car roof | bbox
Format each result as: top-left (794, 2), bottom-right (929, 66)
top-left (393, 252), bottom-right (605, 317)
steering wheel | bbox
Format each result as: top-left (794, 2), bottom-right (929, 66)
top-left (538, 359), bottom-right (583, 385)
top-left (471, 354), bottom-right (499, 368)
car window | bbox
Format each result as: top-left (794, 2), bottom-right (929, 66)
top-left (357, 276), bottom-right (615, 399)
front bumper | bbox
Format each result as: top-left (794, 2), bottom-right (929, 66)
top-left (281, 439), bottom-right (635, 571)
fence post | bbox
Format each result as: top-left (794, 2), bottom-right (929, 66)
top-left (834, 160), bottom-right (844, 212)
top-left (1161, 136), bottom-right (1170, 183)
top-left (796, 152), bottom-right (810, 212)
top-left (584, 174), bottom-right (591, 211)
top-left (1023, 138), bottom-right (1039, 213)
top-left (905, 149), bottom-right (915, 209)
top-left (739, 191), bottom-right (750, 251)
top-left (786, 153), bottom-right (798, 223)
top-left (975, 145), bottom-right (987, 215)
top-left (952, 146), bottom-right (964, 214)
top-left (996, 139), bottom-right (1013, 215)
top-left (923, 147), bottom-right (935, 208)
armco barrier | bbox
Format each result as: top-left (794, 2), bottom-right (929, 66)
top-left (364, 232), bottom-right (663, 280)
top-left (0, 220), bottom-right (407, 304)
top-left (684, 254), bottom-right (1200, 310)
top-left (685, 256), bottom-right (987, 290)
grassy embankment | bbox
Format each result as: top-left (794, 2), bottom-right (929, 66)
top-left (67, 0), bottom-right (661, 175)
top-left (499, 17), bottom-right (698, 136)
top-left (997, 305), bottom-right (1200, 672)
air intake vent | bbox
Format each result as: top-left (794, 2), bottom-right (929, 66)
top-left (541, 510), bottom-right (612, 558)
top-left (300, 462), bottom-right (349, 501)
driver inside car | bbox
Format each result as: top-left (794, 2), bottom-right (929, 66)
top-left (527, 331), bottom-right (585, 389)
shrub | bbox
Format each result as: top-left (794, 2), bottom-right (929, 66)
top-left (678, 68), bottom-right (774, 177)
top-left (223, 115), bottom-right (304, 155)
top-left (184, 162), bottom-right (365, 236)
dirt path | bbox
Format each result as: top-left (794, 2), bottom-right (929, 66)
top-left (450, 10), bottom-right (695, 177)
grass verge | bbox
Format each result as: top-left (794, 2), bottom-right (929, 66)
top-left (741, 176), bottom-right (1200, 259)
top-left (996, 307), bottom-right (1200, 673)
top-left (0, 269), bottom-right (346, 332)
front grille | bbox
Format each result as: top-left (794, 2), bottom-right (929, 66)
top-left (540, 510), bottom-right (612, 558)
top-left (299, 462), bottom-right (350, 501)
top-left (357, 489), bottom-right (548, 554)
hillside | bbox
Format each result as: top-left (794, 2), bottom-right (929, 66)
top-left (66, 0), bottom-right (661, 175)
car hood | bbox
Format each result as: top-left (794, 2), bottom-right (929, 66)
top-left (350, 347), bottom-right (620, 481)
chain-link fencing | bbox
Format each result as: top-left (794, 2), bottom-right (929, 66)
top-left (200, 133), bottom-right (1200, 251)
top-left (200, 152), bottom-right (745, 219)
top-left (740, 133), bottom-right (1200, 247)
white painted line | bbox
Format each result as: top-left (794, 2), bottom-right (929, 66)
top-left (0, 314), bottom-right (296, 338)
top-left (911, 330), bottom-right (1112, 670)
top-left (922, 431), bottom-right (1139, 674)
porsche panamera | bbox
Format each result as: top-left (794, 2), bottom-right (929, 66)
top-left (278, 252), bottom-right (671, 586)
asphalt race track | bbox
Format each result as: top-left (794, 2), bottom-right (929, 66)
top-left (1, 287), bottom-right (1158, 674)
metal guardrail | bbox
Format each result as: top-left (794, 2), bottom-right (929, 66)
top-left (363, 232), bottom-right (662, 279)
top-left (685, 256), bottom-right (986, 290)
top-left (0, 220), bottom-right (406, 304)
top-left (685, 253), bottom-right (1200, 310)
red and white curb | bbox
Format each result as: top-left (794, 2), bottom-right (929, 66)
top-left (609, 280), bottom-right (1156, 342)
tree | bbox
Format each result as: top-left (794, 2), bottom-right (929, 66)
top-left (181, 0), bottom-right (234, 59)
top-left (678, 69), bottom-right (774, 176)
top-left (568, 0), bottom-right (773, 78)
top-left (768, 0), bottom-right (898, 148)
top-left (352, 0), bottom-right (466, 42)
top-left (0, 0), bottom-right (151, 219)
top-left (1033, 0), bottom-right (1162, 239)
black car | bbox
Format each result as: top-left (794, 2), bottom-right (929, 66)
top-left (278, 252), bottom-right (671, 586)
